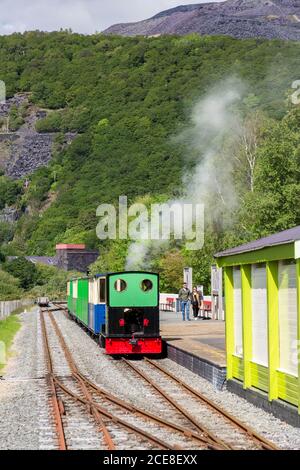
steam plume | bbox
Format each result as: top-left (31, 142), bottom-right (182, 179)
top-left (125, 78), bottom-right (244, 270)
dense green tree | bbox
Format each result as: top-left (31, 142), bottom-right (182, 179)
top-left (0, 32), bottom-right (300, 293)
top-left (0, 176), bottom-right (22, 210)
top-left (3, 257), bottom-right (38, 289)
top-left (0, 269), bottom-right (23, 301)
top-left (159, 250), bottom-right (186, 293)
top-left (241, 107), bottom-right (300, 236)
top-left (9, 104), bottom-right (24, 131)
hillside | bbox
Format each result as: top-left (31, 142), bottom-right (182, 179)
top-left (0, 32), bottom-right (300, 290)
top-left (104, 0), bottom-right (300, 40)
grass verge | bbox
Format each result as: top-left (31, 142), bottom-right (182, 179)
top-left (0, 308), bottom-right (23, 371)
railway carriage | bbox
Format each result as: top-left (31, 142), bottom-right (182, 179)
top-left (67, 271), bottom-right (162, 355)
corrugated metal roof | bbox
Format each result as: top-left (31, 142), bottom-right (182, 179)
top-left (26, 256), bottom-right (58, 266)
top-left (215, 226), bottom-right (300, 258)
top-left (7, 256), bottom-right (58, 266)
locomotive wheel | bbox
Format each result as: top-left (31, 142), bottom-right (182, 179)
top-left (99, 335), bottom-right (106, 349)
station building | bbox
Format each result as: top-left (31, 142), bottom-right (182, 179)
top-left (215, 226), bottom-right (300, 420)
top-left (8, 243), bottom-right (99, 273)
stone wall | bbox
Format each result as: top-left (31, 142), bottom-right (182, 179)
top-left (56, 248), bottom-right (99, 273)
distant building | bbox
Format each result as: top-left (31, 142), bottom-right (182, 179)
top-left (55, 244), bottom-right (99, 272)
top-left (8, 243), bottom-right (99, 273)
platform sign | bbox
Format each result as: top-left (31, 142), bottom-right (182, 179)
top-left (183, 267), bottom-right (193, 291)
top-left (211, 264), bottom-right (221, 295)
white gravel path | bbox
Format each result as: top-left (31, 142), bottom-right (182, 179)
top-left (0, 307), bottom-right (55, 450)
top-left (1, 307), bottom-right (300, 450)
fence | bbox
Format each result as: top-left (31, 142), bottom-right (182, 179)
top-left (160, 292), bottom-right (225, 320)
top-left (0, 300), bottom-right (32, 321)
top-left (160, 301), bottom-right (176, 312)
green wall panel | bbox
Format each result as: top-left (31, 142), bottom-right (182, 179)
top-left (108, 273), bottom-right (158, 308)
top-left (76, 278), bottom-right (89, 325)
top-left (251, 362), bottom-right (269, 393)
top-left (278, 371), bottom-right (298, 406)
top-left (232, 355), bottom-right (244, 381)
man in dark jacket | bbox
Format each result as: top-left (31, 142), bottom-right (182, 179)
top-left (178, 282), bottom-right (191, 321)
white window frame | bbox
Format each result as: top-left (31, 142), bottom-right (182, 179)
top-left (251, 263), bottom-right (268, 367)
top-left (233, 266), bottom-right (243, 357)
top-left (278, 260), bottom-right (298, 377)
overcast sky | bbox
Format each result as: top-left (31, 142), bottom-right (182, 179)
top-left (0, 0), bottom-right (222, 35)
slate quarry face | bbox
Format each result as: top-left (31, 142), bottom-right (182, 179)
top-left (104, 0), bottom-right (300, 41)
top-left (0, 94), bottom-right (54, 179)
top-left (0, 94), bottom-right (76, 179)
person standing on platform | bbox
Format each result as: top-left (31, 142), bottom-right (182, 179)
top-left (197, 289), bottom-right (204, 320)
top-left (178, 282), bottom-right (191, 321)
top-left (191, 287), bottom-right (200, 320)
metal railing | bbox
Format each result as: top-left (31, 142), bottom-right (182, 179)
top-left (159, 302), bottom-right (176, 312)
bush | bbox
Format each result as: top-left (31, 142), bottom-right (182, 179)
top-left (35, 111), bottom-right (62, 132)
top-left (159, 250), bottom-right (186, 293)
top-left (0, 223), bottom-right (15, 245)
top-left (3, 257), bottom-right (38, 289)
top-left (0, 269), bottom-right (23, 300)
top-left (28, 264), bottom-right (80, 300)
top-left (9, 104), bottom-right (24, 131)
top-left (0, 176), bottom-right (22, 210)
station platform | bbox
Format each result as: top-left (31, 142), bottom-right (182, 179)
top-left (160, 310), bottom-right (227, 389)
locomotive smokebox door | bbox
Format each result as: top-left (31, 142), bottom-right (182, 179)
top-left (105, 272), bottom-right (162, 354)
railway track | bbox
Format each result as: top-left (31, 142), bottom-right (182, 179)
top-left (41, 307), bottom-right (226, 450)
top-left (122, 358), bottom-right (279, 451)
top-left (44, 305), bottom-right (278, 451)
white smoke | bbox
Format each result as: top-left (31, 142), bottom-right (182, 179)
top-left (125, 78), bottom-right (244, 270)
top-left (180, 78), bottom-right (244, 221)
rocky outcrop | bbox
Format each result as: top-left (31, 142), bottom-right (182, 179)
top-left (0, 94), bottom-right (56, 179)
top-left (6, 133), bottom-right (54, 178)
top-left (104, 0), bottom-right (300, 41)
top-left (0, 206), bottom-right (20, 223)
top-left (0, 94), bottom-right (28, 118)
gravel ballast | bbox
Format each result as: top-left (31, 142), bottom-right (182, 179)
top-left (0, 307), bottom-right (55, 450)
top-left (1, 307), bottom-right (300, 450)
